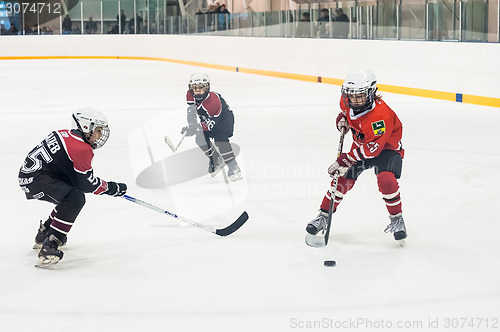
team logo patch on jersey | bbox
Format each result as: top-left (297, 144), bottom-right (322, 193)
top-left (371, 120), bottom-right (386, 136)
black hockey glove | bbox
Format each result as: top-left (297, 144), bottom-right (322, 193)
top-left (105, 182), bottom-right (127, 197)
top-left (181, 125), bottom-right (198, 137)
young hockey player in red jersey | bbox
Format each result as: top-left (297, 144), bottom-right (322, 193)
top-left (306, 69), bottom-right (407, 244)
top-left (182, 73), bottom-right (242, 181)
top-left (18, 108), bottom-right (127, 267)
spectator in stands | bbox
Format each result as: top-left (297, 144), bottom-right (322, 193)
top-left (73, 24), bottom-right (81, 34)
top-left (218, 4), bottom-right (230, 30)
top-left (0, 23), bottom-right (17, 35)
top-left (213, 2), bottom-right (221, 13)
top-left (296, 12), bottom-right (311, 38)
top-left (24, 24), bottom-right (34, 35)
top-left (206, 4), bottom-right (216, 31)
top-left (317, 8), bottom-right (330, 38)
top-left (333, 8), bottom-right (349, 38)
top-left (129, 12), bottom-right (143, 34)
top-left (107, 24), bottom-right (119, 34)
top-left (9, 23), bottom-right (19, 35)
top-left (150, 21), bottom-right (157, 33)
top-left (116, 9), bottom-right (126, 33)
top-left (62, 15), bottom-right (72, 34)
top-left (85, 17), bottom-right (98, 34)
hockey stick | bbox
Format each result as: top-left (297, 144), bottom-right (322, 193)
top-left (165, 131), bottom-right (187, 153)
top-left (305, 127), bottom-right (346, 248)
top-left (122, 194), bottom-right (248, 236)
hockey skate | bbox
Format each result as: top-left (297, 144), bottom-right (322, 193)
top-left (227, 160), bottom-right (242, 182)
top-left (384, 213), bottom-right (407, 246)
top-left (208, 154), bottom-right (224, 177)
top-left (306, 210), bottom-right (329, 235)
top-left (35, 234), bottom-right (64, 268)
top-left (33, 220), bottom-right (66, 249)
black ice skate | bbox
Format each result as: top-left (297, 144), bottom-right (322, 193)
top-left (306, 210), bottom-right (329, 235)
top-left (384, 213), bottom-right (407, 246)
top-left (33, 220), bottom-right (66, 249)
top-left (36, 234), bottom-right (64, 268)
top-left (227, 160), bottom-right (242, 182)
top-left (208, 154), bottom-right (224, 177)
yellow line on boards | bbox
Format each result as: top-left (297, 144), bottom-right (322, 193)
top-left (377, 84), bottom-right (457, 102)
top-left (1, 55), bottom-right (499, 108)
top-left (461, 94), bottom-right (500, 108)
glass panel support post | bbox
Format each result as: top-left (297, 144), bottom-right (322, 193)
top-left (459, 1), bottom-right (463, 41)
top-left (80, 1), bottom-right (83, 34)
top-left (133, 0), bottom-right (137, 33)
top-left (146, 0), bottom-right (150, 34)
top-left (497, 0), bottom-right (500, 42)
top-left (425, 2), bottom-right (429, 40)
top-left (100, 1), bottom-right (103, 34)
top-left (397, 3), bottom-right (401, 40)
top-left (118, 1), bottom-right (121, 34)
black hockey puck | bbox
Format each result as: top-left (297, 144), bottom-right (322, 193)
top-left (324, 260), bottom-right (336, 267)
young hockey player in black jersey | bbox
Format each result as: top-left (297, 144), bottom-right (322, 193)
top-left (18, 108), bottom-right (127, 267)
top-left (182, 73), bottom-right (242, 181)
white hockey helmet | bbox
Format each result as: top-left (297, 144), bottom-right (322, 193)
top-left (341, 69), bottom-right (378, 111)
top-left (72, 107), bottom-right (110, 149)
top-left (188, 73), bottom-right (210, 102)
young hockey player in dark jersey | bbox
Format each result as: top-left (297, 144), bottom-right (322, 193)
top-left (306, 69), bottom-right (407, 245)
top-left (18, 108), bottom-right (127, 267)
top-left (182, 73), bottom-right (242, 181)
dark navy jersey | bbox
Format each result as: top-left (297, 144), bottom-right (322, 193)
top-left (186, 90), bottom-right (233, 132)
top-left (19, 129), bottom-right (108, 195)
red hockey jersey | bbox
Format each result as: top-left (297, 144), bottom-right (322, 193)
top-left (339, 97), bottom-right (404, 162)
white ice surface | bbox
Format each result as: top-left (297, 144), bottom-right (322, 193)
top-left (1, 59), bottom-right (500, 332)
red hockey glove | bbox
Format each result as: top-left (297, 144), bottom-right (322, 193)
top-left (327, 153), bottom-right (356, 177)
top-left (337, 153), bottom-right (356, 168)
top-left (336, 113), bottom-right (350, 132)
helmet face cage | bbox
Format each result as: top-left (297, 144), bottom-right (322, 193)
top-left (72, 108), bottom-right (110, 149)
top-left (188, 73), bottom-right (210, 102)
top-left (92, 126), bottom-right (110, 149)
top-left (341, 70), bottom-right (377, 111)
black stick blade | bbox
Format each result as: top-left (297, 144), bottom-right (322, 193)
top-left (215, 211), bottom-right (249, 236)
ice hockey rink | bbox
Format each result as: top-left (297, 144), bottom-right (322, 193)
top-left (1, 58), bottom-right (499, 332)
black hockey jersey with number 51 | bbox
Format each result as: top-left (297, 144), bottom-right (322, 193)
top-left (186, 90), bottom-right (233, 132)
top-left (18, 129), bottom-right (109, 195)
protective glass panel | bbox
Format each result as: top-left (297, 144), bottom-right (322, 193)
top-left (102, 0), bottom-right (119, 34)
top-left (462, 0), bottom-right (488, 41)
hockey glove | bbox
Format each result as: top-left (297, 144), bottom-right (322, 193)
top-left (181, 125), bottom-right (198, 137)
top-left (186, 105), bottom-right (198, 125)
top-left (336, 113), bottom-right (350, 132)
top-left (328, 153), bottom-right (356, 177)
top-left (105, 182), bottom-right (127, 197)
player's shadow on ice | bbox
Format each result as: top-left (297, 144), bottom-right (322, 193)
top-left (136, 144), bottom-right (240, 189)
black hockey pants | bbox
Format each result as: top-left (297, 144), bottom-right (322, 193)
top-left (21, 175), bottom-right (86, 242)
